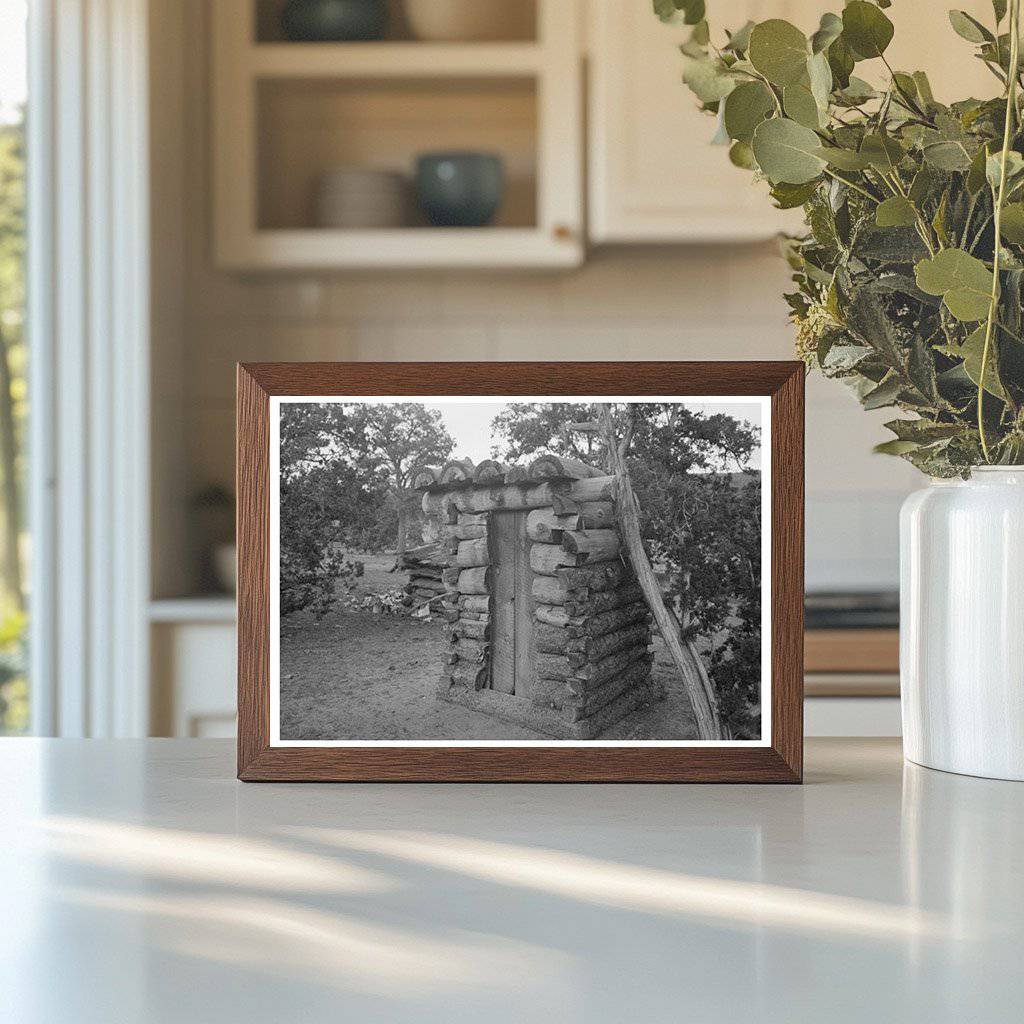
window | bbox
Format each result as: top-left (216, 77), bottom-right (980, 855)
top-left (0, 0), bottom-right (28, 734)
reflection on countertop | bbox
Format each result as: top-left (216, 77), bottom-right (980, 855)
top-left (1, 738), bottom-right (1022, 1022)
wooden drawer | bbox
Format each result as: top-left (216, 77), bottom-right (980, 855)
top-left (805, 629), bottom-right (899, 674)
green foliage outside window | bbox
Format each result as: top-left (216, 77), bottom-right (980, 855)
top-left (0, 110), bottom-right (27, 734)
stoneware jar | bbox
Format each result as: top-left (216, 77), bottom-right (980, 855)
top-left (415, 152), bottom-right (504, 228)
top-left (900, 467), bottom-right (1024, 781)
top-left (404, 0), bottom-right (534, 41)
top-left (280, 0), bottom-right (388, 42)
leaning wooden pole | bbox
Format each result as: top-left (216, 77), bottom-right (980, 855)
top-left (596, 405), bottom-right (723, 741)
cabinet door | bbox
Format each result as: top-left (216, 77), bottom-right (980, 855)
top-left (587, 0), bottom-right (998, 244)
top-left (588, 1), bottom-right (813, 243)
top-left (212, 0), bottom-right (585, 269)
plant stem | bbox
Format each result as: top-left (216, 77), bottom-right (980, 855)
top-left (821, 167), bottom-right (879, 203)
top-left (750, 69), bottom-right (783, 116)
top-left (881, 54), bottom-right (929, 119)
top-left (968, 212), bottom-right (994, 253)
top-left (873, 167), bottom-right (938, 254)
top-left (997, 317), bottom-right (1024, 344)
top-left (979, 0), bottom-right (1021, 463)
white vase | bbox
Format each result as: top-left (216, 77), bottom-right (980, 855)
top-left (900, 467), bottom-right (1024, 780)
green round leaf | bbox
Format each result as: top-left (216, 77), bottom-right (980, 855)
top-left (836, 76), bottom-right (877, 106)
top-left (986, 150), bottom-right (1024, 189)
top-left (770, 179), bottom-right (820, 209)
top-left (1000, 202), bottom-right (1024, 243)
top-left (723, 80), bottom-right (775, 143)
top-left (810, 12), bottom-right (843, 54)
top-left (875, 196), bottom-right (918, 228)
top-left (729, 140), bottom-right (758, 170)
top-left (860, 133), bottom-right (906, 172)
top-left (814, 145), bottom-right (871, 171)
top-left (958, 325), bottom-right (1007, 398)
top-left (682, 55), bottom-right (736, 103)
top-left (912, 71), bottom-right (935, 104)
top-left (967, 143), bottom-right (994, 194)
top-left (783, 83), bottom-right (821, 129)
top-left (842, 1), bottom-right (894, 59)
top-left (875, 439), bottom-right (922, 456)
top-left (724, 20), bottom-right (755, 53)
top-left (807, 51), bottom-right (833, 108)
top-left (827, 35), bottom-right (855, 88)
top-left (914, 249), bottom-right (993, 321)
top-left (924, 141), bottom-right (973, 171)
top-left (948, 10), bottom-right (993, 44)
top-left (681, 0), bottom-right (705, 25)
top-left (748, 19), bottom-right (810, 86)
top-left (654, 0), bottom-right (705, 25)
top-left (752, 117), bottom-right (827, 184)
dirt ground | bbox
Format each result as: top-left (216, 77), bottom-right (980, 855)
top-left (279, 552), bottom-right (699, 741)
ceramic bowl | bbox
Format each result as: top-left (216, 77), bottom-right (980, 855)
top-left (315, 168), bottom-right (409, 228)
top-left (280, 0), bottom-right (388, 42)
top-left (415, 152), bottom-right (504, 228)
top-left (403, 0), bottom-right (534, 42)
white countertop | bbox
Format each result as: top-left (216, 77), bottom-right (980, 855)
top-left (1, 738), bottom-right (1021, 1023)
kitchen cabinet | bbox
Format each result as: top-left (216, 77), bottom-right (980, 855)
top-left (150, 601), bottom-right (236, 737)
top-left (212, 0), bottom-right (583, 269)
top-left (587, 0), bottom-right (998, 244)
top-left (587, 1), bottom-right (812, 243)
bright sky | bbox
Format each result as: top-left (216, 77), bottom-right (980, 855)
top-left (0, 1), bottom-right (27, 123)
top-left (422, 400), bottom-right (763, 468)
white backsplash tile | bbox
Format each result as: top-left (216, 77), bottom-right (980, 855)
top-left (182, 248), bottom-right (919, 592)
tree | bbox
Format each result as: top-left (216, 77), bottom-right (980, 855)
top-left (491, 402), bottom-right (762, 737)
top-left (277, 402), bottom-right (454, 616)
top-left (491, 402), bottom-right (603, 464)
top-left (279, 404), bottom-right (372, 617)
top-left (343, 403), bottom-right (454, 567)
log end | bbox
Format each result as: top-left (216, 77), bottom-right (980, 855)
top-left (439, 458), bottom-right (475, 485)
top-left (527, 454), bottom-right (602, 482)
top-left (411, 465), bottom-right (443, 491)
top-left (472, 459), bottom-right (508, 484)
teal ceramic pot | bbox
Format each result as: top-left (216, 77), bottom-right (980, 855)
top-left (415, 152), bottom-right (505, 227)
top-left (280, 0), bottom-right (387, 42)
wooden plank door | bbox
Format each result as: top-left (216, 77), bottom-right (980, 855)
top-left (490, 511), bottom-right (535, 698)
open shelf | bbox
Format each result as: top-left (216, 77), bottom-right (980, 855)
top-left (149, 597), bottom-right (237, 624)
top-left (222, 227), bottom-right (579, 269)
top-left (249, 42), bottom-right (544, 78)
top-left (257, 76), bottom-right (538, 232)
top-left (254, 0), bottom-right (538, 45)
top-left (213, 0), bottom-right (581, 269)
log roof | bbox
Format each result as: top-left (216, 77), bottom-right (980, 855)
top-left (411, 454), bottom-right (604, 492)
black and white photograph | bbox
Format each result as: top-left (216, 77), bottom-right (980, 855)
top-left (270, 396), bottom-right (769, 744)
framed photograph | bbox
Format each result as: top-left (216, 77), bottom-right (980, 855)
top-left (237, 362), bottom-right (804, 782)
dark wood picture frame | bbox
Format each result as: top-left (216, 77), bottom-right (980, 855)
top-left (237, 362), bottom-right (804, 782)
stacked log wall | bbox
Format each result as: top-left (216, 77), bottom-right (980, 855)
top-left (412, 459), bottom-right (656, 737)
top-left (527, 505), bottom-right (655, 728)
top-left (401, 543), bottom-right (447, 610)
top-left (439, 511), bottom-right (492, 693)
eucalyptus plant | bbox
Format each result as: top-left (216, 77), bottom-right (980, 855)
top-left (658, 0), bottom-right (1024, 474)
